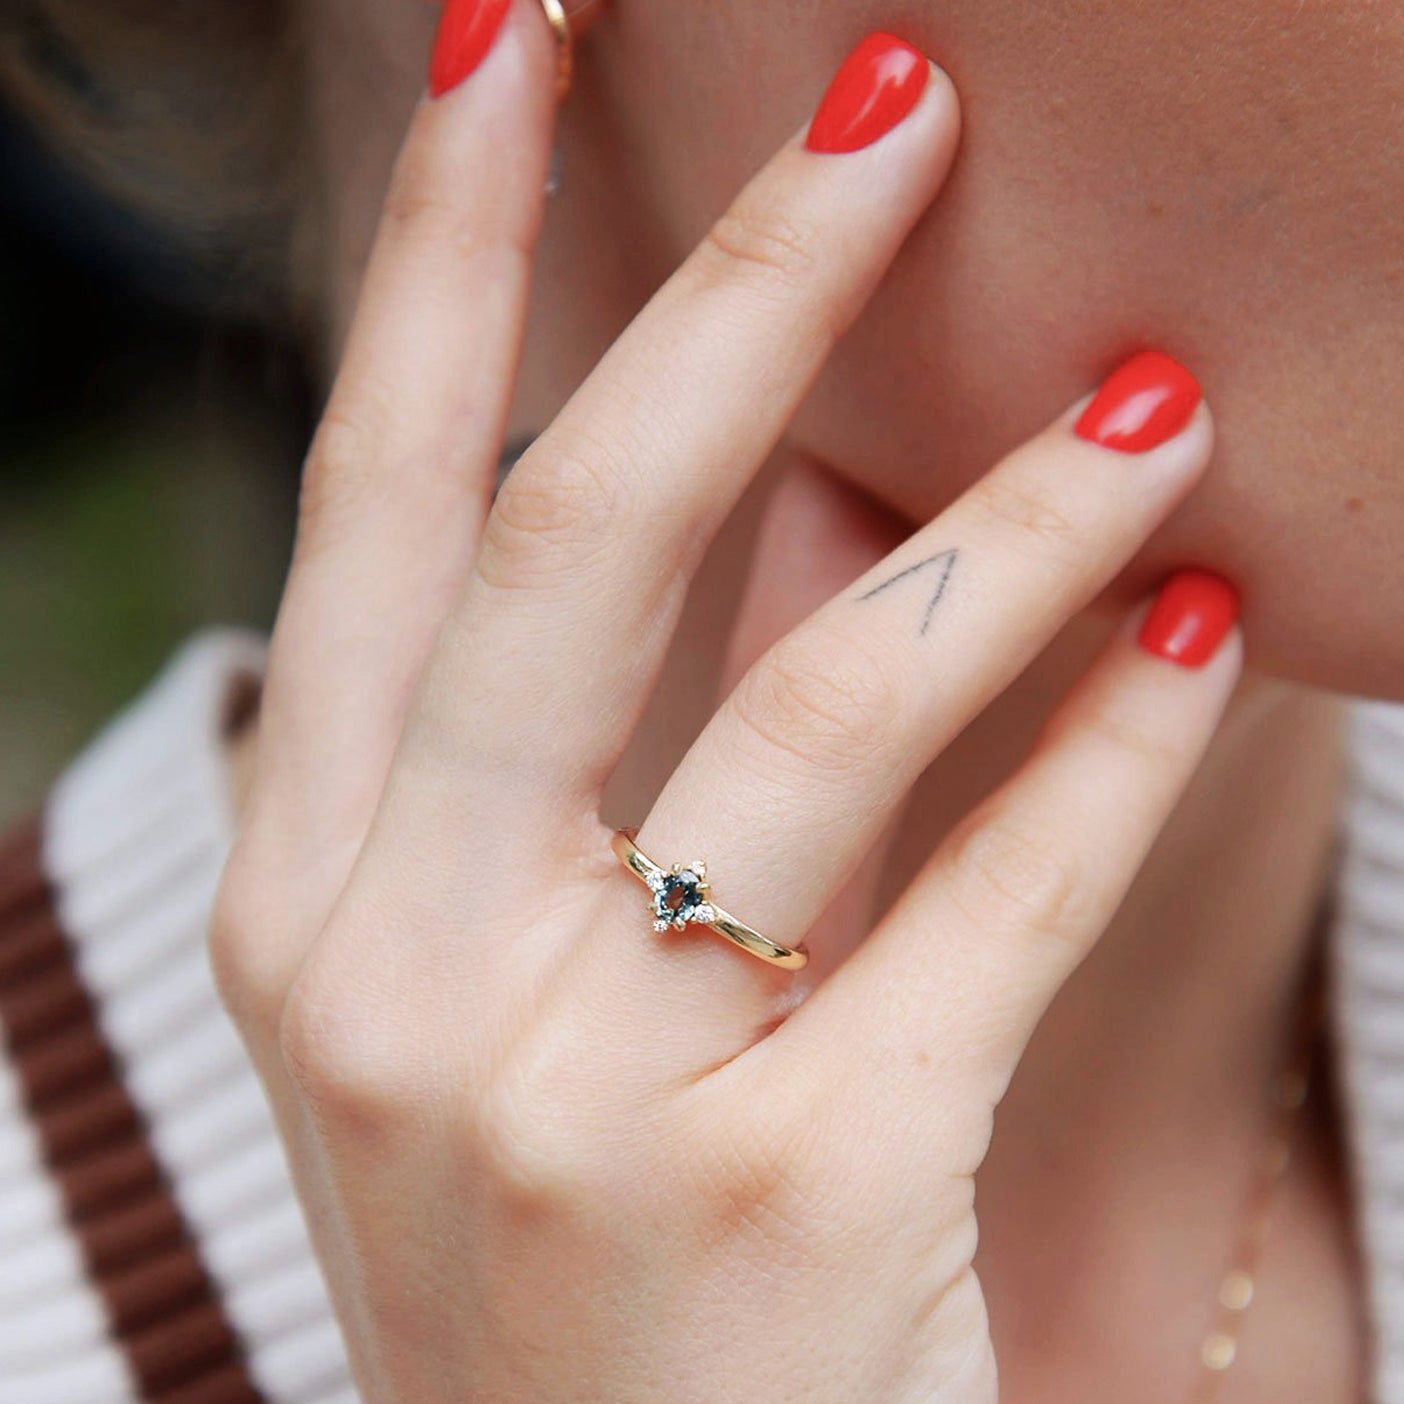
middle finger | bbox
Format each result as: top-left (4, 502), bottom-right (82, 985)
top-left (404, 34), bottom-right (962, 818)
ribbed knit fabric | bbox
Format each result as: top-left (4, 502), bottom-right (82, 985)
top-left (2, 631), bottom-right (1404, 1401)
top-left (1333, 698), bottom-right (1404, 1403)
top-left (3, 635), bottom-right (354, 1403)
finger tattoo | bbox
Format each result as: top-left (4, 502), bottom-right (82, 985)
top-left (855, 549), bottom-right (959, 636)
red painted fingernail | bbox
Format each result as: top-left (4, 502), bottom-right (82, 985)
top-left (1138, 569), bottom-right (1240, 668)
top-left (429, 0), bottom-right (512, 97)
top-left (805, 33), bottom-right (930, 154)
top-left (1074, 350), bottom-right (1202, 453)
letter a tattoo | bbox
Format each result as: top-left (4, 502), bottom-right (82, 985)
top-left (856, 549), bottom-right (959, 636)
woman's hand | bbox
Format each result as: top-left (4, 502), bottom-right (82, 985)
top-left (213, 6), bottom-right (1240, 1401)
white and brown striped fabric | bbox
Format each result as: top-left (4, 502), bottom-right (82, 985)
top-left (0, 635), bottom-right (352, 1404)
top-left (5, 631), bottom-right (1404, 1401)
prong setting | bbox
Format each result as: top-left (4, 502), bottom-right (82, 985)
top-left (648, 859), bottom-right (715, 932)
top-left (612, 828), bottom-right (808, 971)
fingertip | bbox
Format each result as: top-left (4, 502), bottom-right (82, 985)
top-left (922, 57), bottom-right (965, 183)
top-left (1129, 567), bottom-right (1244, 675)
top-left (1060, 349), bottom-right (1213, 479)
top-left (924, 55), bottom-right (963, 136)
top-left (428, 0), bottom-right (559, 106)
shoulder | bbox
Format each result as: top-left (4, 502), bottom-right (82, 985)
top-left (0, 630), bottom-right (353, 1403)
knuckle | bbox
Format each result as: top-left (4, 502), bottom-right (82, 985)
top-left (466, 1056), bottom-right (608, 1221)
top-left (970, 473), bottom-right (1089, 564)
top-left (729, 637), bottom-right (900, 777)
top-left (697, 201), bottom-right (822, 297)
top-left (477, 438), bottom-right (626, 592)
top-left (380, 179), bottom-right (490, 266)
top-left (943, 807), bottom-right (1089, 946)
top-left (297, 394), bottom-right (394, 555)
top-left (209, 840), bottom-right (294, 1039)
top-left (686, 1100), bottom-right (830, 1256)
top-left (278, 950), bottom-right (425, 1133)
top-left (1057, 701), bottom-right (1185, 770)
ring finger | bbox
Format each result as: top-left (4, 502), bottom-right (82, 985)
top-left (599, 351), bottom-right (1214, 1060)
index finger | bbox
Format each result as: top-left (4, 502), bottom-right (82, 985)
top-left (251, 0), bottom-right (556, 858)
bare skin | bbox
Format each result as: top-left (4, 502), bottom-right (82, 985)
top-left (217, 0), bottom-right (1382, 1396)
top-left (225, 550), bottom-right (1357, 1401)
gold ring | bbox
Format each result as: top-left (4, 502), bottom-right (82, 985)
top-left (611, 828), bottom-right (809, 971)
top-left (537, 0), bottom-right (573, 99)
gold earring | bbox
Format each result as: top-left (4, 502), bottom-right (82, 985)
top-left (537, 0), bottom-right (573, 99)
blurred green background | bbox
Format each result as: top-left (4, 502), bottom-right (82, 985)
top-left (0, 106), bottom-right (306, 825)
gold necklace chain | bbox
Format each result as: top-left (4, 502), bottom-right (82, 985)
top-left (1192, 974), bottom-right (1323, 1402)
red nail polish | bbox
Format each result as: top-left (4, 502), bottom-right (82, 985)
top-left (805, 33), bottom-right (930, 155)
top-left (429, 0), bottom-right (512, 98)
top-left (1074, 350), bottom-right (1202, 453)
top-left (1138, 570), bottom-right (1240, 668)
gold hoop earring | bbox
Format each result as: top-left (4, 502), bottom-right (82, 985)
top-left (537, 0), bottom-right (574, 99)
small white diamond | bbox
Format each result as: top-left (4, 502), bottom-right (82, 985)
top-left (653, 919), bottom-right (670, 932)
top-left (694, 904), bottom-right (716, 923)
top-left (646, 873), bottom-right (666, 891)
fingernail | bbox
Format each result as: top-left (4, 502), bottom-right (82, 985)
top-left (430, 0), bottom-right (512, 97)
top-left (805, 33), bottom-right (930, 154)
top-left (1138, 569), bottom-right (1240, 668)
top-left (1074, 350), bottom-right (1202, 453)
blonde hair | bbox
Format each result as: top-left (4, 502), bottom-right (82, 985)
top-left (0, 0), bottom-right (305, 312)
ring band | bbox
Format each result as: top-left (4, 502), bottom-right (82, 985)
top-left (537, 0), bottom-right (573, 99)
top-left (611, 828), bottom-right (809, 971)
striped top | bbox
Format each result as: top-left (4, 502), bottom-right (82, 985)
top-left (3, 631), bottom-right (1404, 1402)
